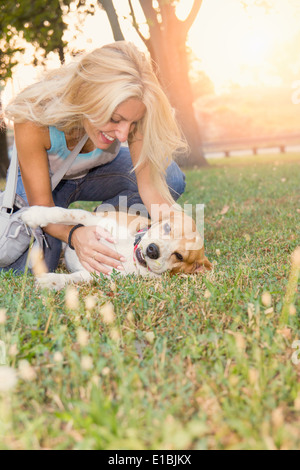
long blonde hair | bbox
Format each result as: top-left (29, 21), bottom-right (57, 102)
top-left (4, 42), bottom-right (188, 203)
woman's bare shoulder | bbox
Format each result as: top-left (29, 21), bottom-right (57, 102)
top-left (14, 122), bottom-right (51, 150)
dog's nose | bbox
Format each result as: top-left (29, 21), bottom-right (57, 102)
top-left (146, 243), bottom-right (160, 260)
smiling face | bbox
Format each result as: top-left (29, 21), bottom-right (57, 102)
top-left (134, 212), bottom-right (212, 275)
top-left (83, 98), bottom-right (146, 149)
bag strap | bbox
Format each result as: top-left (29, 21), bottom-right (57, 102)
top-left (0, 133), bottom-right (89, 213)
top-left (50, 133), bottom-right (88, 190)
top-left (1, 142), bottom-right (18, 214)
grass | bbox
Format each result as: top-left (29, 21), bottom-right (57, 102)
top-left (0, 153), bottom-right (299, 450)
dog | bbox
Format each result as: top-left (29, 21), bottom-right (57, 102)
top-left (21, 205), bottom-right (212, 290)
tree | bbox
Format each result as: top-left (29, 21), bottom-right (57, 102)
top-left (0, 0), bottom-right (73, 64)
top-left (0, 0), bottom-right (72, 178)
top-left (187, 49), bottom-right (215, 101)
top-left (100, 0), bottom-right (207, 167)
top-left (99, 0), bottom-right (125, 41)
top-left (0, 11), bottom-right (23, 178)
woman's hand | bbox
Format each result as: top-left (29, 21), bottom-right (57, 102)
top-left (70, 225), bottom-right (126, 275)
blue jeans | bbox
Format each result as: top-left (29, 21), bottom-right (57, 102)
top-left (3, 147), bottom-right (186, 274)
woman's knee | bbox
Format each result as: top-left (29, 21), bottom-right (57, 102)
top-left (43, 236), bottom-right (62, 273)
top-left (119, 153), bottom-right (186, 201)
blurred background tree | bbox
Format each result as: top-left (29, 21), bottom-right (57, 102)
top-left (99, 0), bottom-right (207, 166)
top-left (1, 0), bottom-right (208, 174)
top-left (98, 0), bottom-right (124, 41)
top-left (1, 0), bottom-right (299, 178)
top-left (0, 0), bottom-right (72, 177)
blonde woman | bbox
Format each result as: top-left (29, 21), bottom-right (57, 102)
top-left (3, 41), bottom-right (187, 275)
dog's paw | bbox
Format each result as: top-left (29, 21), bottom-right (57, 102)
top-left (35, 273), bottom-right (68, 291)
top-left (22, 206), bottom-right (49, 229)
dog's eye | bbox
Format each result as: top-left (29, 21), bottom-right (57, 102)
top-left (163, 223), bottom-right (171, 235)
top-left (173, 252), bottom-right (184, 261)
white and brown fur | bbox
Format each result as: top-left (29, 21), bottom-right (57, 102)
top-left (21, 206), bottom-right (212, 290)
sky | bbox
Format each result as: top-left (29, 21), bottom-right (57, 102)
top-left (188, 0), bottom-right (300, 91)
top-left (3, 0), bottom-right (300, 104)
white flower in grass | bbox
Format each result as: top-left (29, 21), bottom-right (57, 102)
top-left (292, 247), bottom-right (300, 268)
top-left (81, 355), bottom-right (93, 371)
top-left (30, 246), bottom-right (48, 277)
top-left (227, 330), bottom-right (246, 354)
top-left (262, 292), bottom-right (272, 307)
top-left (53, 352), bottom-right (63, 363)
top-left (294, 394), bottom-right (300, 411)
top-left (91, 375), bottom-right (100, 386)
top-left (0, 309), bottom-right (7, 324)
top-left (8, 344), bottom-right (18, 357)
top-left (247, 303), bottom-right (255, 319)
top-left (65, 286), bottom-right (79, 310)
top-left (77, 328), bottom-right (89, 347)
top-left (18, 360), bottom-right (36, 381)
top-left (126, 311), bottom-right (134, 323)
top-left (101, 367), bottom-right (110, 376)
top-left (289, 305), bottom-right (296, 316)
top-left (264, 307), bottom-right (274, 315)
top-left (271, 408), bottom-right (284, 429)
top-left (110, 281), bottom-right (117, 292)
top-left (145, 332), bottom-right (155, 344)
top-left (235, 333), bottom-right (246, 354)
top-left (248, 368), bottom-right (259, 386)
top-left (100, 302), bottom-right (115, 324)
top-left (0, 366), bottom-right (18, 392)
top-left (84, 296), bottom-right (97, 311)
top-left (204, 289), bottom-right (211, 299)
top-left (110, 328), bottom-right (121, 343)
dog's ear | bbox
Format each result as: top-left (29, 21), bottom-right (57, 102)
top-left (194, 256), bottom-right (213, 274)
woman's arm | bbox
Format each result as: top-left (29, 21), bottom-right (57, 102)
top-left (14, 122), bottom-right (124, 274)
top-left (129, 133), bottom-right (174, 218)
top-left (14, 122), bottom-right (53, 206)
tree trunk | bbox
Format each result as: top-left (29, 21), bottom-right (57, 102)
top-left (0, 126), bottom-right (9, 179)
top-left (98, 0), bottom-right (125, 41)
top-left (154, 34), bottom-right (207, 167)
top-left (139, 1), bottom-right (207, 167)
top-left (100, 0), bottom-right (207, 167)
top-left (57, 44), bottom-right (65, 65)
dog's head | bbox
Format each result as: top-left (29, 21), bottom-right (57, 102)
top-left (134, 211), bottom-right (212, 275)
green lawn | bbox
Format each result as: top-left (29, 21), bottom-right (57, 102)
top-left (0, 153), bottom-right (299, 450)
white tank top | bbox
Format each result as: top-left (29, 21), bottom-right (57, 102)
top-left (47, 126), bottom-right (121, 179)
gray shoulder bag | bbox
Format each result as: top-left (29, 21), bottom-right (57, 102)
top-left (0, 134), bottom-right (88, 268)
